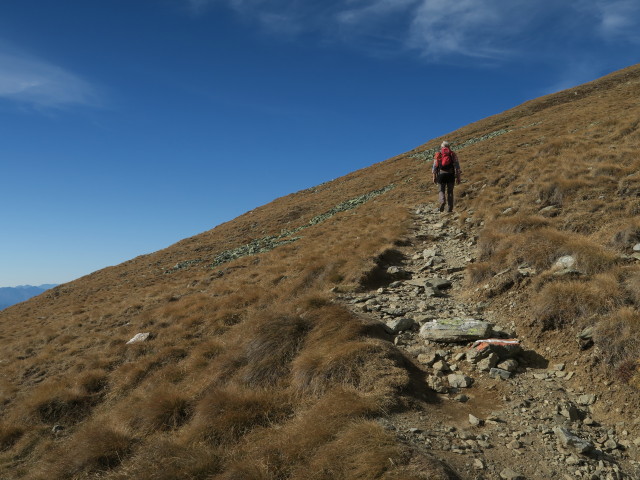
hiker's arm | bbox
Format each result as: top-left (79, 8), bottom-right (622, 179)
top-left (432, 159), bottom-right (438, 184)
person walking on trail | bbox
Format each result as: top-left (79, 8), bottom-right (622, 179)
top-left (432, 141), bottom-right (461, 212)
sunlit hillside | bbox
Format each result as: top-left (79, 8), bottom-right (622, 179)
top-left (1, 64), bottom-right (639, 479)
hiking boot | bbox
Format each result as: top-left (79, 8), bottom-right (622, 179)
top-left (439, 203), bottom-right (445, 212)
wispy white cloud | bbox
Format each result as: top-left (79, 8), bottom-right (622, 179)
top-left (0, 47), bottom-right (99, 109)
top-left (184, 0), bottom-right (640, 62)
top-left (591, 0), bottom-right (640, 41)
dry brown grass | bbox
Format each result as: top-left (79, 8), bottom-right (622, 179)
top-left (531, 273), bottom-right (624, 330)
top-left (594, 308), bottom-right (640, 368)
top-left (36, 419), bottom-right (136, 480)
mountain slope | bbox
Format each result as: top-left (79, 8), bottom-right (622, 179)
top-left (0, 64), bottom-right (639, 479)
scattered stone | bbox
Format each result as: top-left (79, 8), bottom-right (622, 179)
top-left (500, 467), bottom-right (524, 480)
top-left (558, 402), bottom-right (581, 422)
top-left (554, 255), bottom-right (576, 270)
top-left (448, 374), bottom-right (473, 388)
top-left (455, 394), bottom-right (469, 403)
top-left (554, 427), bottom-right (594, 454)
top-left (633, 243), bottom-right (640, 252)
top-left (507, 439), bottom-right (522, 449)
top-left (427, 375), bottom-right (449, 394)
top-left (433, 360), bottom-right (450, 373)
top-left (417, 352), bottom-right (439, 366)
top-left (419, 318), bottom-right (493, 343)
top-left (577, 394), bottom-right (596, 406)
top-left (497, 359), bottom-right (519, 372)
top-left (473, 458), bottom-right (485, 470)
top-left (126, 332), bottom-right (151, 344)
top-left (489, 368), bottom-right (512, 380)
top-left (469, 414), bottom-right (483, 426)
top-left (577, 326), bottom-right (594, 351)
top-left (386, 266), bottom-right (409, 278)
top-left (477, 353), bottom-right (499, 372)
top-left (386, 317), bottom-right (417, 334)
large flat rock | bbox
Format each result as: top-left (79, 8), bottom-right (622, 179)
top-left (419, 318), bottom-right (492, 343)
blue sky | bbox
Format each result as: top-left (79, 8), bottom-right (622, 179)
top-left (1, 0), bottom-right (639, 287)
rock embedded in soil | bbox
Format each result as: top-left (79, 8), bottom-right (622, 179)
top-left (419, 318), bottom-right (492, 342)
top-left (386, 317), bottom-right (417, 334)
top-left (448, 374), bottom-right (473, 388)
top-left (554, 427), bottom-right (594, 454)
top-left (126, 332), bottom-right (151, 344)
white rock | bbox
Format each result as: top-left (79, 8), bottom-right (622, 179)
top-left (126, 332), bottom-right (151, 344)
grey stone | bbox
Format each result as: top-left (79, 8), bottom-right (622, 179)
top-left (577, 394), bottom-right (596, 406)
top-left (427, 375), bottom-right (448, 394)
top-left (469, 414), bottom-right (483, 426)
top-left (386, 317), bottom-right (417, 334)
top-left (419, 318), bottom-right (492, 343)
top-left (558, 402), bottom-right (581, 422)
top-left (554, 255), bottom-right (576, 270)
top-left (126, 332), bottom-right (151, 344)
top-left (500, 468), bottom-right (524, 480)
top-left (477, 353), bottom-right (499, 372)
top-left (497, 359), bottom-right (519, 372)
top-left (423, 286), bottom-right (446, 298)
top-left (422, 248), bottom-right (437, 259)
top-left (417, 352), bottom-right (439, 366)
top-left (448, 374), bottom-right (473, 388)
top-left (433, 360), bottom-right (450, 372)
top-left (554, 427), bottom-right (594, 454)
top-left (633, 243), bottom-right (640, 252)
top-left (489, 368), bottom-right (512, 380)
top-left (466, 348), bottom-right (486, 364)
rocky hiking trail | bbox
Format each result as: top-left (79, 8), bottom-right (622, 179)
top-left (336, 204), bottom-right (640, 480)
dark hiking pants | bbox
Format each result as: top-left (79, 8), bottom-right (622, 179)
top-left (437, 171), bottom-right (455, 212)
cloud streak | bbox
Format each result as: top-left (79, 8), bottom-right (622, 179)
top-left (186, 0), bottom-right (640, 63)
top-left (0, 48), bottom-right (99, 109)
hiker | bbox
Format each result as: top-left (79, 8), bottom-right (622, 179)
top-left (432, 141), bottom-right (461, 212)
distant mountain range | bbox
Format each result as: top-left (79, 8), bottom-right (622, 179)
top-left (0, 284), bottom-right (57, 310)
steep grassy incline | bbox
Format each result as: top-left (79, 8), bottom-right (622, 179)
top-left (0, 64), bottom-right (639, 479)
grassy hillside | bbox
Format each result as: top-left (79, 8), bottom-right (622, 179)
top-left (1, 64), bottom-right (639, 479)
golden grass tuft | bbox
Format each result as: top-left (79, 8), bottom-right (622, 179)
top-left (40, 420), bottom-right (135, 479)
top-left (24, 381), bottom-right (95, 424)
top-left (182, 384), bottom-right (291, 446)
top-left (531, 273), bottom-right (623, 330)
top-left (594, 308), bottom-right (640, 368)
top-left (130, 387), bottom-right (193, 432)
top-left (109, 439), bottom-right (222, 480)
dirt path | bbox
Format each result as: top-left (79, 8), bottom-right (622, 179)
top-left (337, 203), bottom-right (640, 480)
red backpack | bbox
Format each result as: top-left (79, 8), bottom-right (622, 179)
top-left (436, 147), bottom-right (455, 170)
